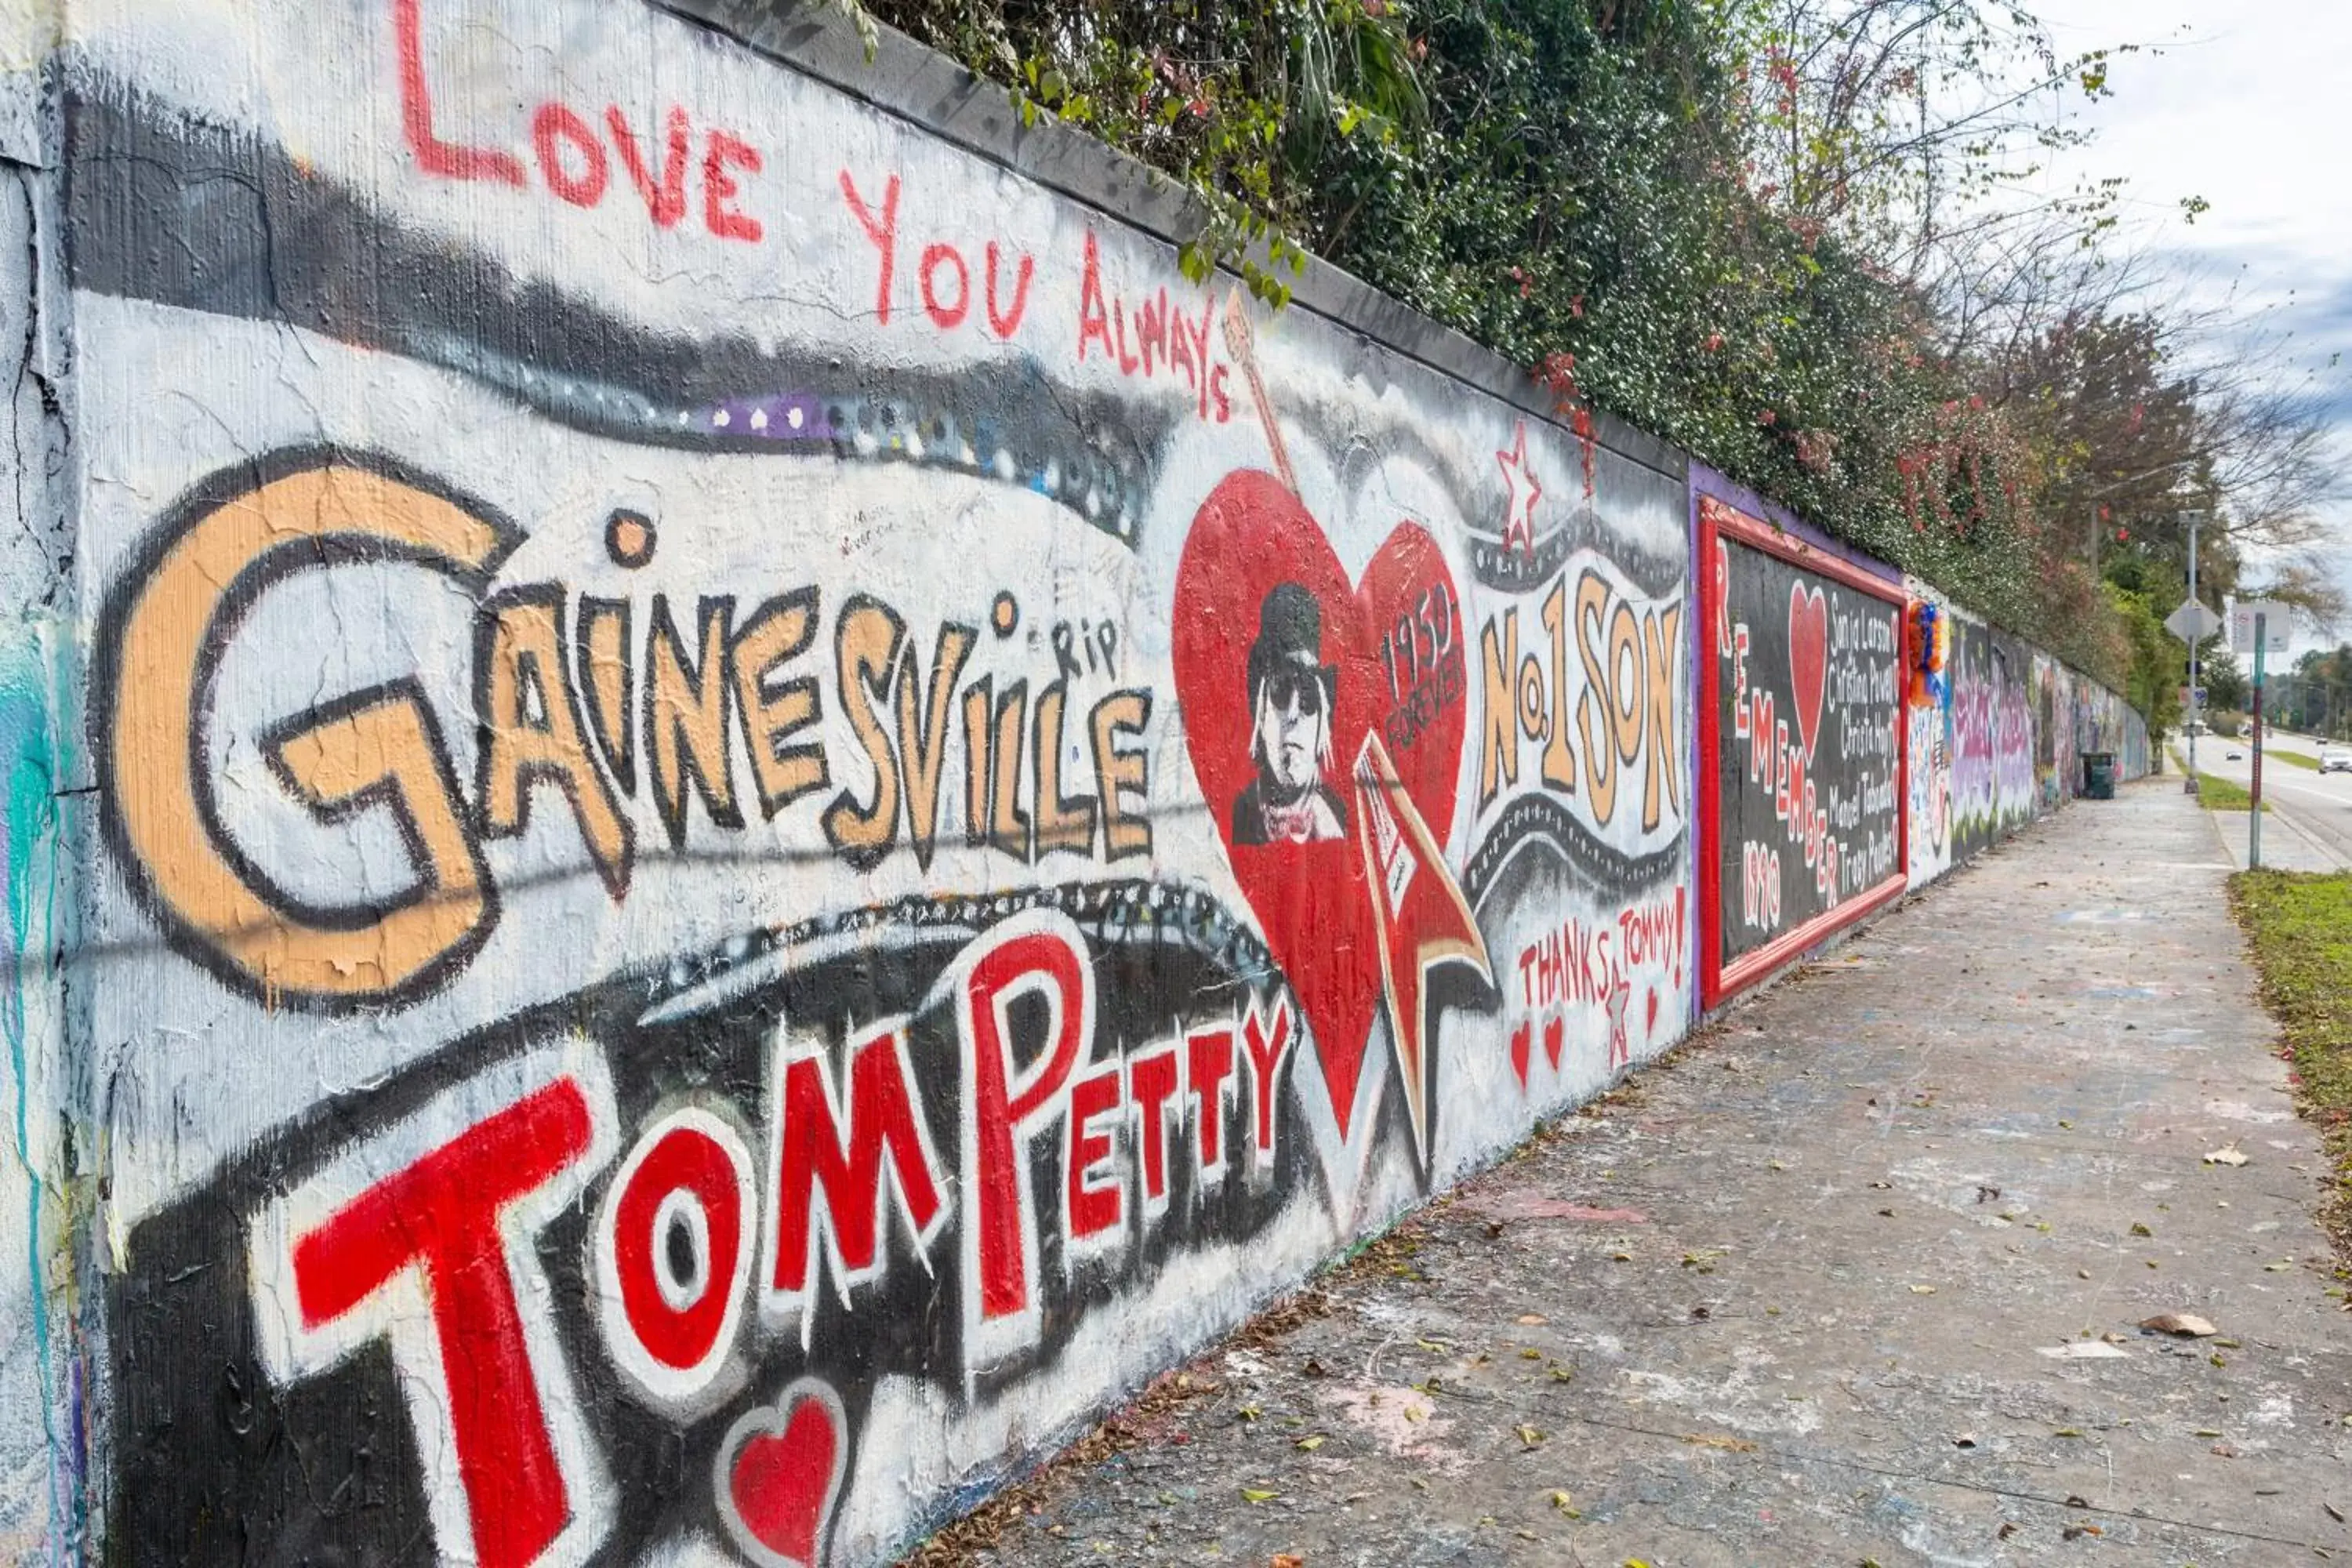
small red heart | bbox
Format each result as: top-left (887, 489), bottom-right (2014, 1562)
top-left (1788, 583), bottom-right (1828, 760)
top-left (717, 1381), bottom-right (846, 1568)
top-left (1541, 1014), bottom-right (1566, 1073)
top-left (1508, 1022), bottom-right (1532, 1089)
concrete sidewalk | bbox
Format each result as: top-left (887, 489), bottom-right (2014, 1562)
top-left (2204, 801), bottom-right (2345, 873)
top-left (949, 780), bottom-right (2352, 1567)
top-left (2174, 744), bottom-right (2351, 873)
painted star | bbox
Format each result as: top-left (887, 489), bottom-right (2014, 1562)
top-left (1496, 421), bottom-right (1543, 561)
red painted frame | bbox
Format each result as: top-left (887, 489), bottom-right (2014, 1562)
top-left (1695, 495), bottom-right (1909, 1011)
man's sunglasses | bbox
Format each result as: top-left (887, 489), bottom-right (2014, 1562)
top-left (1261, 669), bottom-right (1328, 717)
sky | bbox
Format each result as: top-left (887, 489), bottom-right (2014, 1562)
top-left (2031, 0), bottom-right (2352, 655)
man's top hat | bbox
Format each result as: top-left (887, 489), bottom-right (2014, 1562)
top-left (1247, 582), bottom-right (1336, 696)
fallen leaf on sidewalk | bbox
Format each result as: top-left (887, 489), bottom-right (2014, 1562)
top-left (1550, 1490), bottom-right (1577, 1513)
top-left (1909, 1284), bottom-right (1936, 1294)
top-left (1515, 1424), bottom-right (1545, 1448)
top-left (1294, 1436), bottom-right (1324, 1451)
top-left (1681, 1432), bottom-right (1758, 1451)
top-left (2205, 1144), bottom-right (2251, 1167)
top-left (1272, 1555), bottom-right (1306, 1568)
top-left (1241, 1487), bottom-right (1279, 1504)
top-left (2326, 1502), bottom-right (2345, 1523)
top-left (2140, 1313), bottom-right (2219, 1338)
top-left (1516, 1313), bottom-right (1548, 1326)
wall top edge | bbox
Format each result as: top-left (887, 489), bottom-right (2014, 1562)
top-left (648, 0), bottom-right (1690, 485)
top-left (1690, 461), bottom-right (1901, 586)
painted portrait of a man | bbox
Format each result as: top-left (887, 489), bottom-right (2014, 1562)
top-left (1230, 582), bottom-right (1349, 845)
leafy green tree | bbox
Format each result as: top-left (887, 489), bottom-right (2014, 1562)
top-left (2103, 580), bottom-right (2181, 739)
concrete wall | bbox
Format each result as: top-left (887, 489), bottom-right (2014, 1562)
top-left (1, 2), bottom-right (2146, 1564)
top-left (1900, 580), bottom-right (2151, 891)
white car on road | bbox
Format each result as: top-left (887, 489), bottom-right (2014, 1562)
top-left (2322, 747), bottom-right (2352, 775)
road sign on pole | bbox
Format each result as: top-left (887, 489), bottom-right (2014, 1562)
top-left (2165, 599), bottom-right (2223, 644)
top-left (2233, 599), bottom-right (2292, 655)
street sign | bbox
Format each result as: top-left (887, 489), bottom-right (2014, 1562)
top-left (2164, 599), bottom-right (2222, 644)
top-left (2233, 599), bottom-right (2293, 654)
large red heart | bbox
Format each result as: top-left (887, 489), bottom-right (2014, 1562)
top-left (1788, 582), bottom-right (1828, 761)
top-left (717, 1381), bottom-right (845, 1568)
top-left (1172, 471), bottom-right (1468, 1141)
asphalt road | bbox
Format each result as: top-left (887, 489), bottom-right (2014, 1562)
top-left (2187, 727), bottom-right (2352, 868)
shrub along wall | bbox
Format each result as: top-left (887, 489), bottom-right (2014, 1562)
top-left (0, 2), bottom-right (2145, 1563)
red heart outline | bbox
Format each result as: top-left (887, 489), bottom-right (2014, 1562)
top-left (1788, 582), bottom-right (1828, 761)
top-left (715, 1379), bottom-right (846, 1568)
top-left (1172, 471), bottom-right (1469, 1140)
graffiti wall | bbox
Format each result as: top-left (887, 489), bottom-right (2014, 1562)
top-left (1903, 582), bottom-right (1956, 888)
top-left (0, 2), bottom-right (2161, 1561)
top-left (2070, 668), bottom-right (2149, 783)
top-left (1947, 616), bottom-right (2038, 862)
top-left (1901, 586), bottom-right (2151, 891)
top-left (1695, 490), bottom-right (1904, 1006)
top-left (56, 0), bottom-right (1692, 1562)
top-left (0, 82), bottom-right (80, 1564)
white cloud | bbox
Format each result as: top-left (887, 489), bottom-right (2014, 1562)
top-left (2031, 1), bottom-right (2352, 649)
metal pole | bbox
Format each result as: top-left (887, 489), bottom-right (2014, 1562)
top-left (2185, 512), bottom-right (2200, 790)
top-left (2250, 614), bottom-right (2266, 869)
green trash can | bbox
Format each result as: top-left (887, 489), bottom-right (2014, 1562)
top-left (2082, 752), bottom-right (2117, 800)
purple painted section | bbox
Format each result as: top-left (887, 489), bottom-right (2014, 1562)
top-left (1688, 461), bottom-right (1905, 585)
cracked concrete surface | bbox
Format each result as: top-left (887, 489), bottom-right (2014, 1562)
top-left (956, 779), bottom-right (2352, 1566)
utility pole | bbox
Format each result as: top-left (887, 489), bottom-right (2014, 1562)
top-left (2250, 612), bottom-right (2267, 869)
top-left (2185, 510), bottom-right (2201, 789)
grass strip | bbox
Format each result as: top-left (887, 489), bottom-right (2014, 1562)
top-left (2194, 772), bottom-right (2267, 811)
top-left (2229, 871), bottom-right (2352, 1265)
top-left (2267, 748), bottom-right (2321, 771)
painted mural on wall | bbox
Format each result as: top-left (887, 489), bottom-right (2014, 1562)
top-left (1901, 589), bottom-right (2154, 890)
top-left (0, 625), bottom-right (71, 1567)
top-left (1697, 495), bottom-right (1904, 1004)
top-left (1903, 582), bottom-right (1955, 889)
top-left (62, 0), bottom-right (1691, 1563)
top-left (2069, 669), bottom-right (2148, 784)
top-left (1946, 617), bottom-right (2037, 862)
